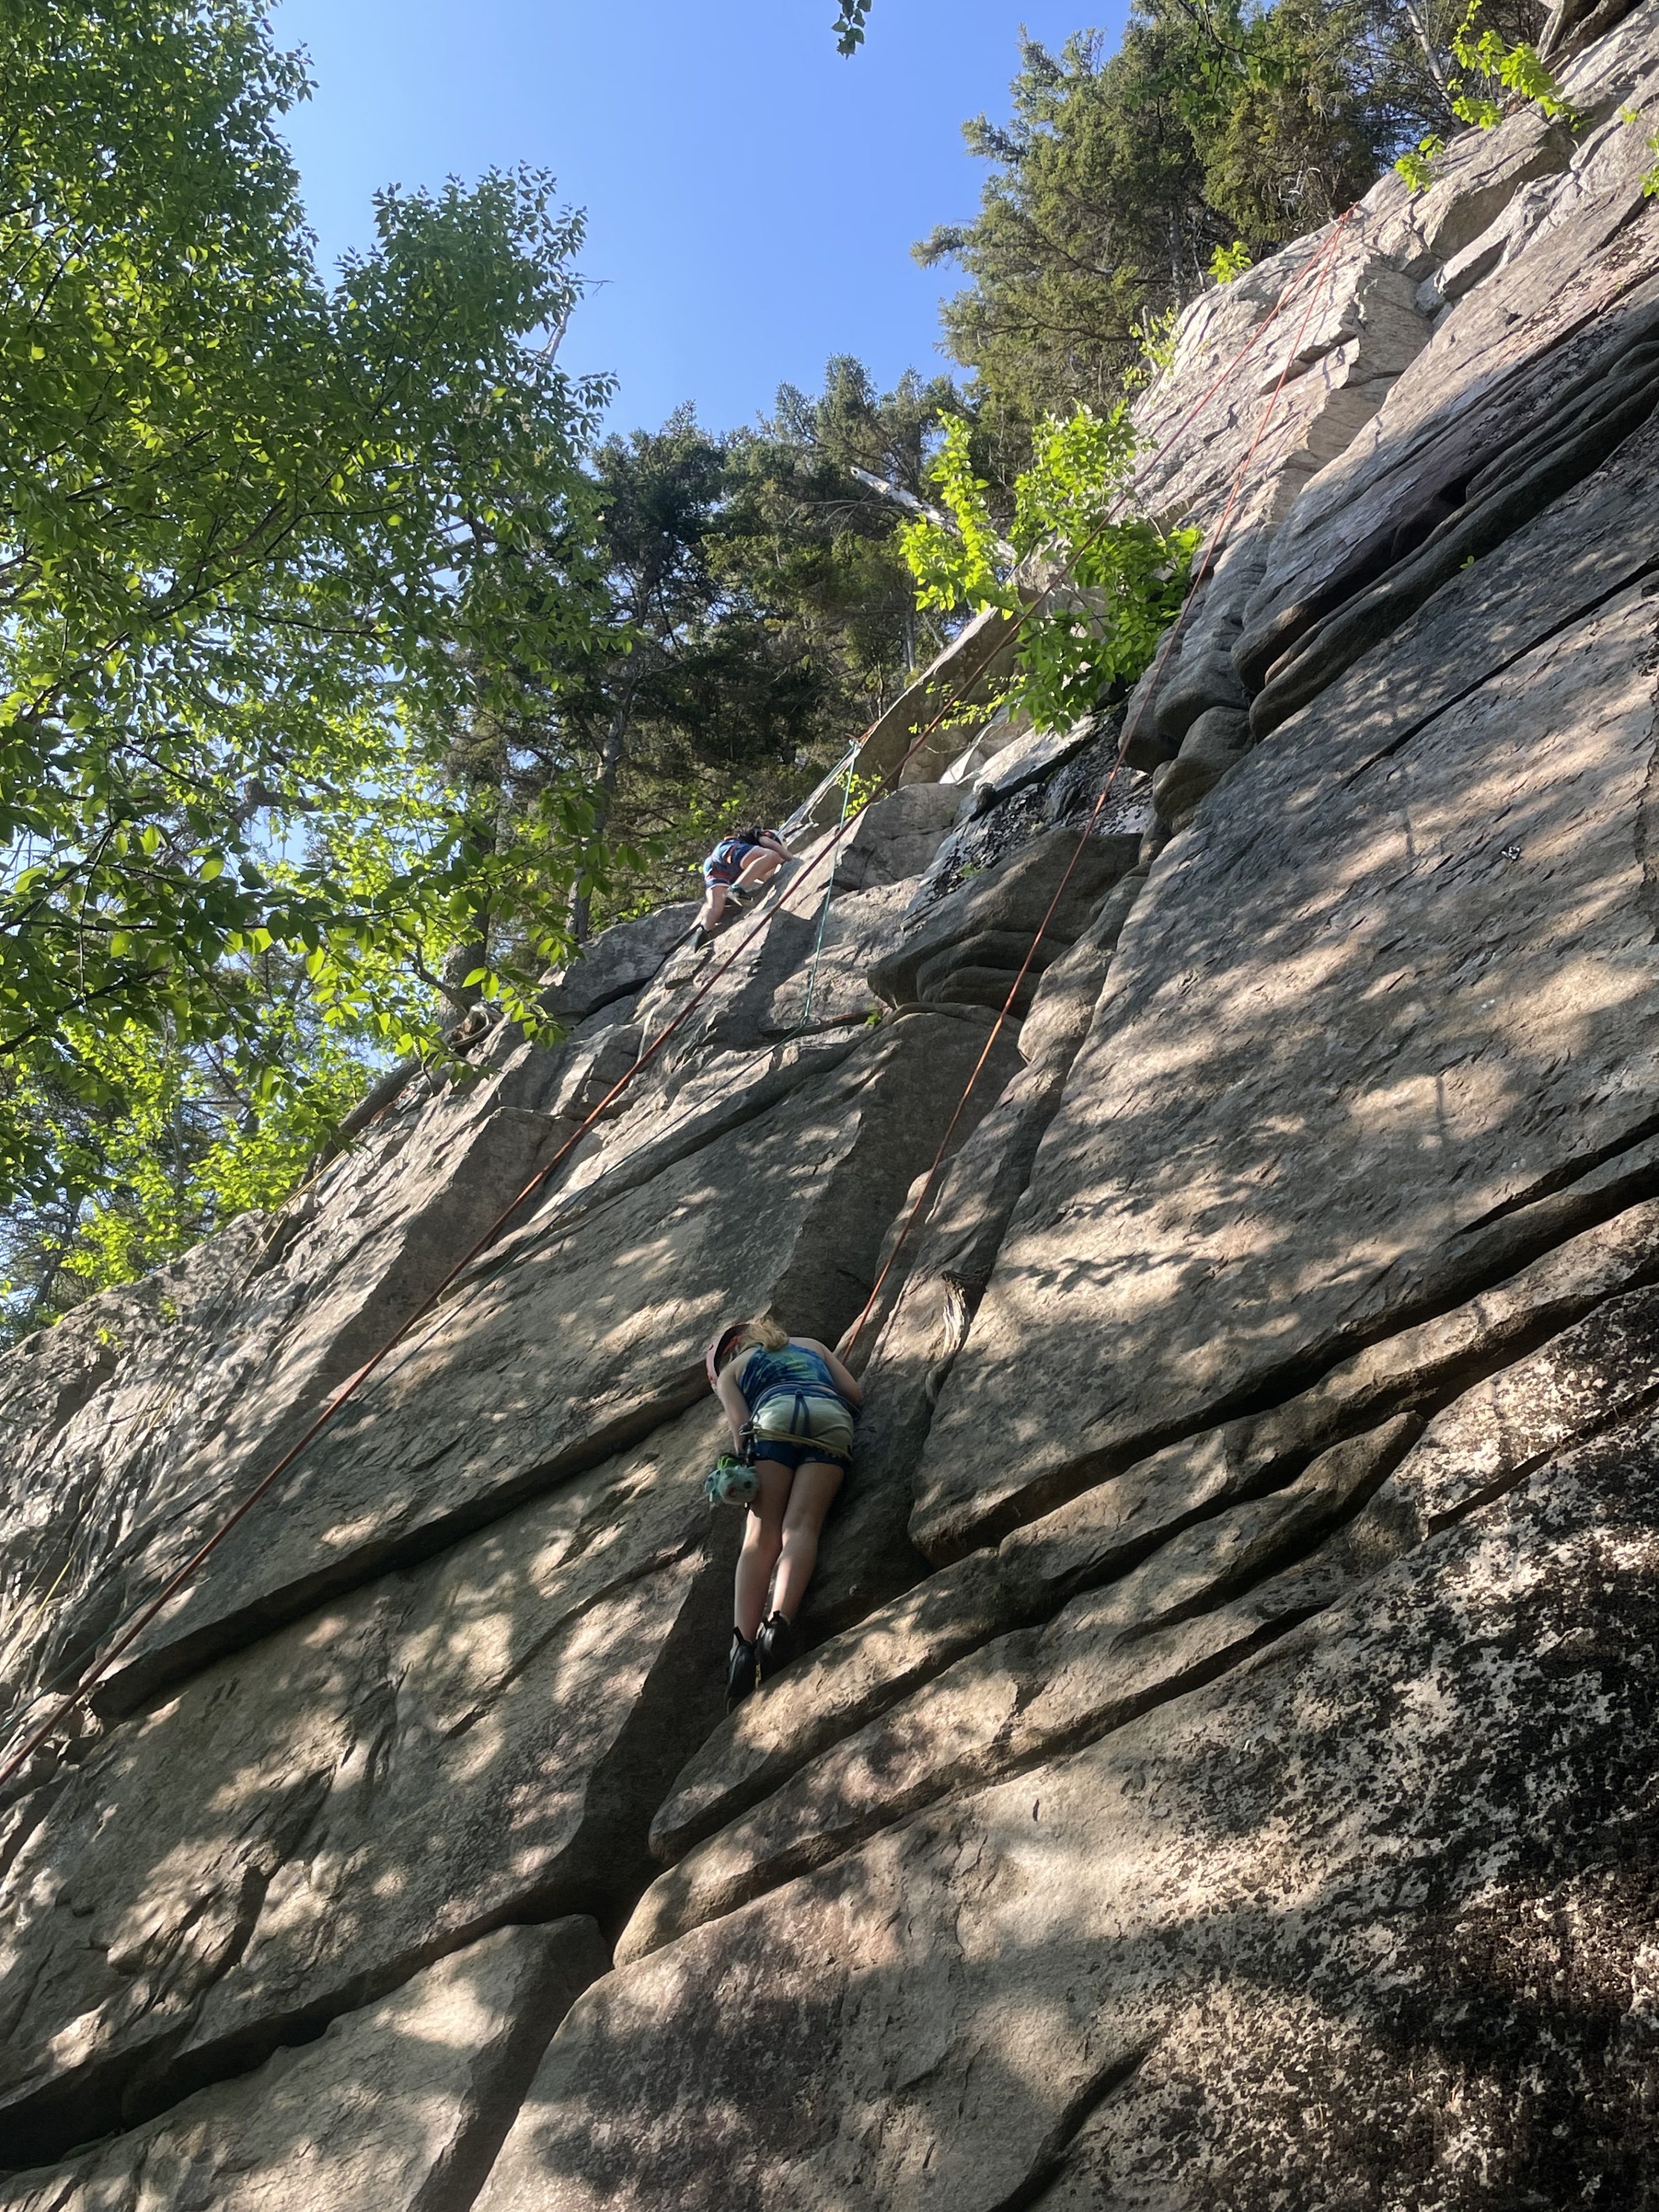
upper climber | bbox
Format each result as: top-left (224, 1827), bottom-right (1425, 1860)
top-left (692, 826), bottom-right (790, 949)
top-left (706, 1317), bottom-right (862, 1709)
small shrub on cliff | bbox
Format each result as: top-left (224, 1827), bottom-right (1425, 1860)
top-left (1209, 240), bottom-right (1255, 284)
top-left (1447, 0), bottom-right (1577, 128)
top-left (900, 410), bottom-right (1199, 733)
top-left (1395, 0), bottom-right (1572, 187)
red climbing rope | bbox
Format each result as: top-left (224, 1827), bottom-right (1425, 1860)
top-left (1126, 208), bottom-right (1363, 509)
top-left (0, 594), bottom-right (1077, 1790)
top-left (0, 210), bottom-right (1365, 1794)
top-left (842, 204), bottom-right (1361, 1358)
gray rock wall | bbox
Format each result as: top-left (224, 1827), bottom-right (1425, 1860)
top-left (5, 7), bottom-right (1659, 2202)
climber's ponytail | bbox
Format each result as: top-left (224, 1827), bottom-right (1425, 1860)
top-left (704, 1314), bottom-right (789, 1388)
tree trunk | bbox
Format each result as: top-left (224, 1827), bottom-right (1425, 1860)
top-left (441, 933), bottom-right (488, 1010)
top-left (569, 698), bottom-right (631, 945)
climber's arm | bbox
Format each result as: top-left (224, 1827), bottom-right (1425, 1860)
top-left (713, 1365), bottom-right (750, 1449)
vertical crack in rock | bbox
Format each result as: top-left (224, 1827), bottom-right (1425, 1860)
top-left (12, 15), bottom-right (1659, 2199)
top-left (1631, 582), bottom-right (1659, 938)
top-left (0, 1922), bottom-right (609, 2212)
top-left (804, 856), bottom-right (1150, 1644)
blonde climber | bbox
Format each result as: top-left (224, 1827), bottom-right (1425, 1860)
top-left (704, 1316), bottom-right (861, 1707)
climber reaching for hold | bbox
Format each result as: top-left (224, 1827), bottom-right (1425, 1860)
top-left (706, 1316), bottom-right (861, 1708)
top-left (692, 827), bottom-right (790, 950)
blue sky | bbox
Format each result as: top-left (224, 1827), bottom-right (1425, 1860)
top-left (271, 0), bottom-right (1122, 435)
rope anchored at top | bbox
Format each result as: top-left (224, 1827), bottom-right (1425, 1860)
top-left (0, 212), bottom-right (1363, 1797)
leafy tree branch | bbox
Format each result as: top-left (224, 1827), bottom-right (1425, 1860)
top-left (900, 407), bottom-right (1199, 733)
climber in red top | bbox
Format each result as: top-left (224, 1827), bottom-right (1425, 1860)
top-left (691, 827), bottom-right (789, 950)
top-left (705, 1316), bottom-right (861, 1709)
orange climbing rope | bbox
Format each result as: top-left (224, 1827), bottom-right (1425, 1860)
top-left (842, 204), bottom-right (1361, 1357)
top-left (0, 601), bottom-right (1074, 1790)
top-left (0, 209), bottom-right (1362, 1793)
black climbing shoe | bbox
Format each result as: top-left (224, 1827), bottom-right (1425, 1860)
top-left (726, 1629), bottom-right (758, 1711)
top-left (691, 925), bottom-right (712, 953)
top-left (755, 1611), bottom-right (794, 1682)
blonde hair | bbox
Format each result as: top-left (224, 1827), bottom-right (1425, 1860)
top-left (724, 1315), bottom-right (787, 1365)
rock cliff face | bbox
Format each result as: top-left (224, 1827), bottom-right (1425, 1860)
top-left (6, 10), bottom-right (1659, 2201)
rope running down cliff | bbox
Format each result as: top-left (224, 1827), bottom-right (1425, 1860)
top-left (841, 202), bottom-right (1361, 1356)
top-left (0, 213), bottom-right (1363, 1794)
top-left (0, 592), bottom-right (1081, 1790)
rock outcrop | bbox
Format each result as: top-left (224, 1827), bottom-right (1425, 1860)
top-left (6, 8), bottom-right (1659, 2202)
top-left (0, 1921), bottom-right (607, 2212)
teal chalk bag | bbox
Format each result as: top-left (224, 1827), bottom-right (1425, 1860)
top-left (704, 1454), bottom-right (759, 1508)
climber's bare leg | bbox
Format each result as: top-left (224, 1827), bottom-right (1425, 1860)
top-left (696, 880), bottom-right (729, 935)
top-left (734, 1459), bottom-right (792, 1639)
top-left (733, 850), bottom-right (783, 896)
top-left (768, 1460), bottom-right (844, 1622)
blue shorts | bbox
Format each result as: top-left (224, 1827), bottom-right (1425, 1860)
top-left (749, 1438), bottom-right (850, 1474)
top-left (703, 839), bottom-right (758, 887)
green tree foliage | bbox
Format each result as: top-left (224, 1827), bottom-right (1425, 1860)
top-left (0, 968), bottom-right (368, 1336)
top-left (1396, 0), bottom-right (1577, 184)
top-left (901, 407), bottom-right (1199, 732)
top-left (0, 0), bottom-right (623, 1329)
top-left (522, 359), bottom-right (968, 929)
top-left (1208, 238), bottom-right (1255, 282)
top-left (916, 0), bottom-right (1543, 439)
top-left (1446, 0), bottom-right (1574, 125)
top-left (834, 1), bottom-right (874, 55)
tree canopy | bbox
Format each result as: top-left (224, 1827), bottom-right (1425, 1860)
top-left (0, 0), bottom-right (623, 1326)
top-left (444, 358), bottom-right (969, 943)
top-left (916, 0), bottom-right (1544, 442)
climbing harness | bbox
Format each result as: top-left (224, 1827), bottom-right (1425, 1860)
top-left (738, 1341), bottom-right (858, 1463)
top-left (750, 1388), bottom-right (856, 1465)
top-left (0, 206), bottom-right (1365, 1796)
top-left (706, 1337), bottom-right (857, 1475)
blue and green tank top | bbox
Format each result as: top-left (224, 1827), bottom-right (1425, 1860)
top-left (737, 1342), bottom-right (853, 1416)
